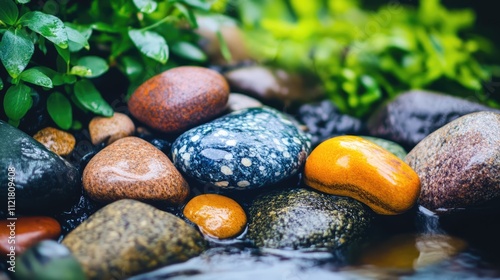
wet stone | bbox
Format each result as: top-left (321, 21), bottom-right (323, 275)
top-left (247, 187), bottom-right (374, 250)
top-left (405, 111), bottom-right (500, 214)
top-left (172, 107), bottom-right (311, 190)
top-left (226, 93), bottom-right (263, 112)
top-left (33, 127), bottom-right (76, 156)
top-left (89, 112), bottom-right (135, 145)
top-left (367, 90), bottom-right (500, 150)
top-left (361, 136), bottom-right (407, 160)
top-left (62, 199), bottom-right (206, 280)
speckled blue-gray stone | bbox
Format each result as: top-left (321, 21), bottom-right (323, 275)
top-left (172, 107), bottom-right (311, 190)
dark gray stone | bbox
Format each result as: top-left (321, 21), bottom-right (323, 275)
top-left (247, 187), bottom-right (374, 250)
top-left (405, 112), bottom-right (500, 214)
top-left (361, 136), bottom-right (407, 160)
top-left (367, 90), bottom-right (500, 149)
top-left (62, 199), bottom-right (206, 279)
top-left (172, 107), bottom-right (311, 190)
top-left (0, 120), bottom-right (80, 214)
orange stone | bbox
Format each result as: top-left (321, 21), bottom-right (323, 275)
top-left (304, 135), bottom-right (421, 215)
top-left (183, 194), bottom-right (247, 239)
top-left (33, 127), bottom-right (76, 156)
top-left (0, 216), bottom-right (61, 256)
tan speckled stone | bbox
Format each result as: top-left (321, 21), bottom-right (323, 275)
top-left (89, 112), bottom-right (135, 145)
top-left (62, 199), bottom-right (206, 280)
top-left (83, 137), bottom-right (189, 204)
top-left (33, 127), bottom-right (75, 156)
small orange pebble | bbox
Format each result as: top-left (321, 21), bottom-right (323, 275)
top-left (304, 135), bottom-right (420, 215)
top-left (183, 194), bottom-right (247, 239)
top-left (0, 216), bottom-right (61, 256)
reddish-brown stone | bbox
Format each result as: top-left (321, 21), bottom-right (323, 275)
top-left (0, 216), bottom-right (61, 256)
top-left (128, 66), bottom-right (230, 133)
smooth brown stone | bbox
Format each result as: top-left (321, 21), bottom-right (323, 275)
top-left (33, 127), bottom-right (75, 156)
top-left (0, 216), bottom-right (61, 256)
top-left (83, 137), bottom-right (189, 204)
top-left (128, 66), bottom-right (230, 133)
top-left (89, 112), bottom-right (135, 145)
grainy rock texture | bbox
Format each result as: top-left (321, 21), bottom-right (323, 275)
top-left (247, 187), bottom-right (374, 250)
top-left (33, 127), bottom-right (76, 156)
top-left (63, 199), bottom-right (206, 280)
top-left (405, 112), bottom-right (500, 213)
top-left (89, 112), bottom-right (135, 145)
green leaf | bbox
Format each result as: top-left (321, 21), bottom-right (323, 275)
top-left (70, 65), bottom-right (92, 77)
top-left (19, 11), bottom-right (68, 48)
top-left (3, 83), bottom-right (33, 122)
top-left (216, 30), bottom-right (232, 62)
top-left (76, 56), bottom-right (109, 78)
top-left (121, 56), bottom-right (143, 81)
top-left (0, 0), bottom-right (19, 25)
top-left (65, 24), bottom-right (90, 52)
top-left (177, 0), bottom-right (210, 11)
top-left (71, 120), bottom-right (82, 130)
top-left (0, 77), bottom-right (3, 90)
top-left (74, 80), bottom-right (114, 116)
top-left (55, 44), bottom-right (70, 64)
top-left (91, 22), bottom-right (121, 33)
top-left (171, 41), bottom-right (207, 62)
top-left (17, 0), bottom-right (30, 3)
top-left (19, 68), bottom-right (53, 88)
top-left (133, 0), bottom-right (158, 13)
top-left (47, 92), bottom-right (72, 130)
top-left (128, 29), bottom-right (169, 64)
top-left (174, 3), bottom-right (198, 28)
top-left (0, 28), bottom-right (34, 78)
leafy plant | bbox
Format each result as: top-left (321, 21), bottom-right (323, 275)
top-left (0, 0), bottom-right (214, 129)
top-left (235, 0), bottom-right (500, 117)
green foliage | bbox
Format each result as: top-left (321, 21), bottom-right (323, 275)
top-left (0, 0), bottom-right (214, 128)
top-left (236, 0), bottom-right (499, 117)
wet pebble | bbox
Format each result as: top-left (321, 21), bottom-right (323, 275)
top-left (304, 135), bottom-right (420, 215)
top-left (405, 111), bottom-right (500, 214)
top-left (361, 136), bottom-right (407, 160)
top-left (89, 112), bottom-right (135, 145)
top-left (83, 137), bottom-right (189, 205)
top-left (172, 107), bottom-right (311, 190)
top-left (183, 194), bottom-right (247, 239)
top-left (33, 127), bottom-right (76, 156)
top-left (128, 66), bottom-right (230, 133)
top-left (227, 93), bottom-right (263, 112)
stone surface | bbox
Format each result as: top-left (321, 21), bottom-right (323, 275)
top-left (172, 107), bottom-right (311, 190)
top-left (405, 112), bottom-right (500, 213)
top-left (367, 90), bottom-right (500, 149)
top-left (0, 216), bottom-right (60, 256)
top-left (89, 112), bottom-right (135, 145)
top-left (16, 240), bottom-right (86, 280)
top-left (247, 187), bottom-right (373, 250)
top-left (128, 66), bottom-right (230, 133)
top-left (0, 121), bottom-right (80, 214)
top-left (62, 199), bottom-right (206, 280)
top-left (183, 194), bottom-right (247, 239)
top-left (33, 127), bottom-right (76, 156)
top-left (83, 137), bottom-right (189, 204)
top-left (227, 93), bottom-right (263, 112)
top-left (297, 100), bottom-right (365, 147)
top-left (361, 136), bottom-right (407, 160)
top-left (224, 66), bottom-right (323, 107)
top-left (304, 135), bottom-right (421, 215)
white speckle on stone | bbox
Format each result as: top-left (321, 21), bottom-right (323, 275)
top-left (273, 138), bottom-right (281, 145)
top-left (283, 151), bottom-right (291, 158)
top-left (275, 171), bottom-right (281, 176)
top-left (219, 130), bottom-right (229, 136)
top-left (237, 180), bottom-right (250, 187)
top-left (271, 153), bottom-right (277, 158)
top-left (258, 134), bottom-right (267, 139)
top-left (179, 145), bottom-right (187, 153)
top-left (191, 135), bottom-right (200, 142)
top-left (224, 153), bottom-right (233, 160)
top-left (226, 139), bottom-right (237, 146)
top-left (182, 153), bottom-right (191, 161)
top-left (282, 119), bottom-right (292, 125)
top-left (282, 138), bottom-right (290, 145)
top-left (241, 158), bottom-right (252, 167)
top-left (293, 137), bottom-right (301, 144)
top-left (188, 147), bottom-right (194, 152)
top-left (259, 166), bottom-right (265, 171)
top-left (215, 181), bottom-right (229, 187)
top-left (221, 165), bottom-right (233, 175)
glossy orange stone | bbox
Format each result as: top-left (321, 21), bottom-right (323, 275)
top-left (304, 135), bottom-right (421, 215)
top-left (183, 194), bottom-right (247, 239)
top-left (0, 216), bottom-right (61, 256)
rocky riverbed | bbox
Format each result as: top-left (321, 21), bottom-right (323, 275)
top-left (1, 66), bottom-right (500, 280)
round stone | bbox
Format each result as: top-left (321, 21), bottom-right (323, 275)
top-left (227, 93), bottom-right (263, 112)
top-left (128, 66), bottom-right (230, 133)
top-left (83, 137), bottom-right (189, 205)
top-left (172, 107), bottom-right (311, 190)
top-left (247, 187), bottom-right (374, 250)
top-left (62, 199), bottom-right (206, 279)
top-left (405, 111), bottom-right (500, 214)
top-left (183, 194), bottom-right (247, 239)
top-left (0, 216), bottom-right (61, 255)
top-left (361, 136), bottom-right (408, 160)
top-left (89, 112), bottom-right (135, 145)
top-left (33, 127), bottom-right (76, 156)
top-left (304, 135), bottom-right (421, 215)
